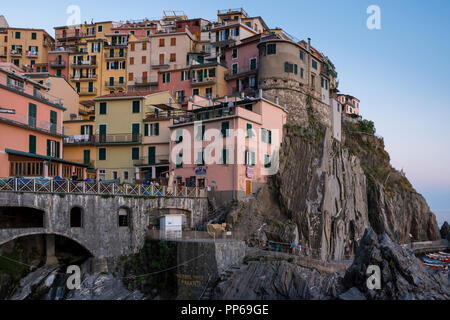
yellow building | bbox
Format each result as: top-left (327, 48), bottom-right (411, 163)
top-left (93, 91), bottom-right (180, 182)
top-left (101, 33), bottom-right (129, 96)
top-left (190, 62), bottom-right (228, 98)
top-left (0, 20), bottom-right (55, 72)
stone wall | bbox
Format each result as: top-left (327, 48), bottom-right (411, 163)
top-left (0, 192), bottom-right (209, 259)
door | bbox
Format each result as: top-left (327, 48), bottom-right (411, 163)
top-left (132, 123), bottom-right (140, 141)
top-left (99, 124), bottom-right (107, 142)
top-left (28, 103), bottom-right (36, 127)
top-left (148, 146), bottom-right (156, 165)
top-left (245, 180), bottom-right (252, 195)
top-left (50, 110), bottom-right (57, 134)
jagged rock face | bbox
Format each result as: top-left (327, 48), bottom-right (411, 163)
top-left (343, 228), bottom-right (449, 300)
top-left (275, 126), bottom-right (370, 261)
top-left (213, 260), bottom-right (343, 300)
top-left (441, 222), bottom-right (450, 241)
top-left (367, 181), bottom-right (440, 243)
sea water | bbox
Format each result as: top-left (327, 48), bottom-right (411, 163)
top-left (432, 210), bottom-right (450, 228)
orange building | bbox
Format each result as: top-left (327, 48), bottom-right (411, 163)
top-left (0, 65), bottom-right (87, 178)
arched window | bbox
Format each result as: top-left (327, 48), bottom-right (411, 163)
top-left (118, 207), bottom-right (130, 227)
top-left (70, 207), bottom-right (83, 228)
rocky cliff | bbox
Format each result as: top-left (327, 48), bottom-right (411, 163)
top-left (225, 91), bottom-right (440, 261)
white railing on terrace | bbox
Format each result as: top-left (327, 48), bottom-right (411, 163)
top-left (0, 177), bottom-right (207, 198)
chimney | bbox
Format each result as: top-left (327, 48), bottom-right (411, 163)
top-left (307, 37), bottom-right (311, 52)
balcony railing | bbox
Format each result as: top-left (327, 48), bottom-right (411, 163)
top-left (33, 89), bottom-right (64, 106)
top-left (26, 51), bottom-right (39, 58)
top-left (10, 49), bottom-right (22, 56)
top-left (49, 60), bottom-right (66, 68)
top-left (104, 81), bottom-right (125, 88)
top-left (71, 74), bottom-right (97, 81)
top-left (78, 89), bottom-right (97, 96)
top-left (191, 77), bottom-right (216, 85)
top-left (104, 52), bottom-right (126, 59)
top-left (63, 134), bottom-right (96, 144)
top-left (133, 154), bottom-right (170, 166)
top-left (96, 133), bottom-right (141, 144)
top-left (71, 60), bottom-right (97, 68)
top-left (0, 113), bottom-right (65, 135)
top-left (0, 177), bottom-right (207, 198)
top-left (56, 30), bottom-right (82, 40)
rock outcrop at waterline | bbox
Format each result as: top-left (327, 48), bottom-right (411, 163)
top-left (441, 222), bottom-right (450, 241)
top-left (342, 228), bottom-right (449, 300)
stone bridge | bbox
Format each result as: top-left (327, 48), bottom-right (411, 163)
top-left (0, 191), bottom-right (209, 259)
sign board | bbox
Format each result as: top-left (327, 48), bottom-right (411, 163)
top-left (195, 166), bottom-right (207, 175)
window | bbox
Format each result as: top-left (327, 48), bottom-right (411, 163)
top-left (99, 148), bottom-right (107, 161)
top-left (312, 60), bottom-right (318, 70)
top-left (142, 56), bottom-right (146, 64)
top-left (98, 25), bottom-right (103, 32)
top-left (176, 153), bottom-right (183, 168)
top-left (123, 171), bottom-right (129, 181)
top-left (193, 88), bottom-right (199, 96)
top-left (162, 72), bottom-right (171, 83)
top-left (119, 76), bottom-right (124, 84)
top-left (221, 121), bottom-right (229, 137)
top-left (245, 150), bottom-right (256, 166)
top-left (170, 53), bottom-right (176, 62)
top-left (130, 43), bottom-right (135, 51)
top-left (196, 150), bottom-right (205, 165)
top-left (232, 63), bottom-right (238, 75)
top-left (222, 149), bottom-right (229, 165)
top-left (31, 32), bottom-right (37, 40)
top-left (264, 154), bottom-right (271, 168)
top-left (284, 62), bottom-right (297, 74)
top-left (142, 42), bottom-right (147, 50)
top-left (196, 125), bottom-right (205, 141)
top-left (244, 104), bottom-right (253, 111)
top-left (130, 57), bottom-right (134, 65)
top-left (132, 101), bottom-right (140, 113)
top-left (29, 135), bottom-right (36, 154)
top-left (145, 123), bottom-right (159, 136)
top-left (246, 123), bottom-right (253, 138)
top-left (99, 102), bottom-right (107, 114)
top-left (300, 68), bottom-right (304, 78)
top-left (132, 147), bottom-right (140, 160)
top-left (267, 43), bottom-right (276, 55)
top-left (128, 72), bottom-right (134, 81)
top-left (170, 37), bottom-right (176, 46)
top-left (159, 38), bottom-right (165, 47)
top-left (70, 207), bottom-right (83, 228)
top-left (118, 208), bottom-right (129, 227)
top-left (208, 68), bottom-right (215, 77)
top-left (205, 87), bottom-right (212, 97)
top-left (47, 140), bottom-right (60, 158)
top-left (15, 31), bottom-right (20, 39)
top-left (98, 169), bottom-right (106, 180)
top-left (250, 58), bottom-right (257, 70)
top-left (300, 50), bottom-right (305, 60)
top-left (175, 129), bottom-right (183, 143)
top-left (232, 48), bottom-right (238, 59)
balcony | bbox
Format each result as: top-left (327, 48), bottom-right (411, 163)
top-left (150, 63), bottom-right (169, 69)
top-left (83, 31), bottom-right (96, 37)
top-left (33, 89), bottom-right (63, 106)
top-left (104, 52), bottom-right (126, 60)
top-left (26, 51), bottom-right (39, 58)
top-left (0, 113), bottom-right (65, 136)
top-left (71, 74), bottom-right (97, 81)
top-left (49, 59), bottom-right (66, 68)
top-left (0, 46), bottom-right (7, 57)
top-left (63, 134), bottom-right (96, 145)
top-left (133, 154), bottom-right (170, 166)
top-left (10, 49), bottom-right (22, 57)
top-left (56, 30), bottom-right (82, 41)
top-left (191, 77), bottom-right (216, 86)
top-left (78, 89), bottom-right (97, 96)
top-left (104, 81), bottom-right (126, 89)
top-left (225, 63), bottom-right (258, 81)
top-left (71, 60), bottom-right (97, 68)
top-left (96, 133), bottom-right (141, 144)
top-left (133, 77), bottom-right (156, 86)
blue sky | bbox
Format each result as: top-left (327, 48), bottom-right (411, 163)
top-left (1, 0), bottom-right (449, 209)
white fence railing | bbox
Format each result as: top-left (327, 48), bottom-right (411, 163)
top-left (0, 177), bottom-right (207, 198)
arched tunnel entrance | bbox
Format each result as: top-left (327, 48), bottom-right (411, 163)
top-left (0, 206), bottom-right (44, 228)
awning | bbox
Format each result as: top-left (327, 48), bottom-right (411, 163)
top-left (5, 148), bottom-right (89, 167)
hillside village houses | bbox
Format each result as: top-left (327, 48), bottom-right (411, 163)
top-left (0, 8), bottom-right (360, 202)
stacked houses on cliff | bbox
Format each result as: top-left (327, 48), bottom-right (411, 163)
top-left (0, 8), bottom-right (361, 203)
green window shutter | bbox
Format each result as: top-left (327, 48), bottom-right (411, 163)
top-left (28, 103), bottom-right (37, 127)
top-left (261, 128), bottom-right (266, 142)
top-left (181, 71), bottom-right (184, 81)
top-left (132, 147), bottom-right (140, 160)
top-left (132, 101), bottom-right (140, 113)
top-left (144, 124), bottom-right (149, 136)
top-left (246, 123), bottom-right (252, 137)
top-left (56, 142), bottom-right (60, 158)
top-left (155, 123), bottom-right (159, 136)
top-left (99, 102), bottom-right (107, 114)
top-left (222, 149), bottom-right (228, 165)
top-left (294, 64), bottom-right (298, 75)
top-left (99, 148), bottom-right (106, 160)
top-left (89, 125), bottom-right (93, 134)
top-left (284, 61), bottom-right (289, 72)
top-left (264, 154), bottom-right (270, 168)
top-left (251, 152), bottom-right (256, 166)
top-left (167, 72), bottom-right (170, 82)
top-left (268, 130), bottom-right (272, 144)
top-left (29, 135), bottom-right (36, 154)
top-left (221, 121), bottom-right (229, 137)
top-left (46, 140), bottom-right (51, 156)
top-left (83, 150), bottom-right (90, 164)
top-left (148, 147), bottom-right (156, 164)
top-left (31, 32), bottom-right (36, 40)
top-left (81, 125), bottom-right (85, 135)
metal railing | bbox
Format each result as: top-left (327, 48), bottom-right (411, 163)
top-left (133, 154), bottom-right (169, 166)
top-left (96, 133), bottom-right (142, 144)
top-left (0, 113), bottom-right (64, 135)
top-left (0, 177), bottom-right (207, 198)
top-left (49, 59), bottom-right (66, 68)
top-left (146, 229), bottom-right (246, 241)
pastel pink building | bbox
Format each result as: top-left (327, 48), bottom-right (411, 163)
top-left (337, 94), bottom-right (360, 116)
top-left (224, 34), bottom-right (261, 95)
top-left (168, 94), bottom-right (286, 203)
top-left (0, 66), bottom-right (87, 179)
top-left (157, 68), bottom-right (193, 107)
